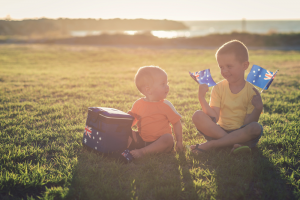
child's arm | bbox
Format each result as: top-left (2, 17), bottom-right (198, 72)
top-left (173, 120), bottom-right (183, 151)
top-left (128, 111), bottom-right (138, 127)
top-left (244, 88), bottom-right (263, 124)
top-left (198, 84), bottom-right (220, 121)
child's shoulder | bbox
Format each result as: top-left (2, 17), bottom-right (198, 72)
top-left (244, 81), bottom-right (257, 95)
top-left (162, 99), bottom-right (175, 109)
top-left (244, 81), bottom-right (254, 88)
top-left (132, 98), bottom-right (144, 107)
top-left (133, 98), bottom-right (143, 103)
top-left (212, 79), bottom-right (228, 91)
top-left (163, 99), bottom-right (181, 116)
top-left (215, 79), bottom-right (227, 87)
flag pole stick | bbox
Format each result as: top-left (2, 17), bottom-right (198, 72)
top-left (260, 70), bottom-right (279, 94)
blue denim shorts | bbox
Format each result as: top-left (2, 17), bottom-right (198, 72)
top-left (198, 117), bottom-right (263, 148)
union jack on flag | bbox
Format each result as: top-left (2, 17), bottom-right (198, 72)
top-left (189, 69), bottom-right (217, 87)
top-left (246, 65), bottom-right (277, 90)
top-left (264, 70), bottom-right (275, 80)
top-left (121, 149), bottom-right (134, 162)
top-left (84, 125), bottom-right (92, 138)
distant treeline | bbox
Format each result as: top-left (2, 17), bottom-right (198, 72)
top-left (2, 32), bottom-right (300, 47)
top-left (0, 18), bottom-right (188, 35)
top-left (32, 32), bottom-right (300, 47)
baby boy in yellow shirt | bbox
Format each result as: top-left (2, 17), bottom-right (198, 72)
top-left (190, 40), bottom-right (264, 153)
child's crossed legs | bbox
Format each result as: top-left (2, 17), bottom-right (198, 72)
top-left (191, 110), bottom-right (262, 153)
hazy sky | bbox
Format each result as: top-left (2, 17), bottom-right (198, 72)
top-left (1, 0), bottom-right (300, 21)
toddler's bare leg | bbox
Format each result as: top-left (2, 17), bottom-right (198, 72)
top-left (127, 137), bottom-right (132, 148)
top-left (192, 110), bottom-right (227, 139)
top-left (130, 134), bottom-right (173, 159)
top-left (191, 122), bottom-right (261, 153)
top-left (127, 130), bottom-right (138, 148)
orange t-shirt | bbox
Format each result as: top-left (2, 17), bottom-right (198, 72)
top-left (128, 98), bottom-right (181, 142)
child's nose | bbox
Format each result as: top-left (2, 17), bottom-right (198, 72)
top-left (221, 68), bottom-right (228, 73)
top-left (221, 67), bottom-right (227, 71)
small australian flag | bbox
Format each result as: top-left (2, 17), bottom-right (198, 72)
top-left (121, 149), bottom-right (134, 163)
top-left (246, 65), bottom-right (277, 90)
top-left (189, 69), bottom-right (217, 87)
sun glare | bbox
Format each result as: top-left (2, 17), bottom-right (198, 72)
top-left (151, 31), bottom-right (191, 38)
top-left (123, 31), bottom-right (139, 35)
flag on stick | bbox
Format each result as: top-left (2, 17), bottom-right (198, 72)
top-left (189, 69), bottom-right (217, 87)
top-left (246, 65), bottom-right (278, 93)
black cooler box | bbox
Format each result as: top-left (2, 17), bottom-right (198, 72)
top-left (83, 107), bottom-right (134, 154)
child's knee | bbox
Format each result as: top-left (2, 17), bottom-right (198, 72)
top-left (165, 134), bottom-right (174, 152)
top-left (192, 110), bottom-right (206, 123)
top-left (163, 133), bottom-right (174, 142)
top-left (161, 134), bottom-right (174, 146)
top-left (246, 122), bottom-right (262, 138)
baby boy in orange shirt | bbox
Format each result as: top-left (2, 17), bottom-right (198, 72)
top-left (128, 66), bottom-right (183, 159)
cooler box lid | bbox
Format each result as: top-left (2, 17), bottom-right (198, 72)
top-left (88, 107), bottom-right (134, 120)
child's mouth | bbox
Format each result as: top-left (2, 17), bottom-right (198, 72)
top-left (223, 74), bottom-right (231, 79)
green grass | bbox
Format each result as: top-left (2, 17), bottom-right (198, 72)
top-left (0, 44), bottom-right (299, 200)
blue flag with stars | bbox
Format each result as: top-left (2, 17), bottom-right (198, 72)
top-left (189, 69), bottom-right (217, 87)
top-left (246, 65), bottom-right (276, 90)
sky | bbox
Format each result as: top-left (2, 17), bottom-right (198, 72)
top-left (1, 0), bottom-right (300, 21)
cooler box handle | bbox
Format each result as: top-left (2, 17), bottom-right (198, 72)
top-left (89, 108), bottom-right (104, 122)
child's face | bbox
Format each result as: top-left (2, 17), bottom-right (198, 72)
top-left (217, 53), bottom-right (249, 83)
top-left (149, 71), bottom-right (169, 101)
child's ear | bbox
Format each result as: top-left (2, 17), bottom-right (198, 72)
top-left (243, 61), bottom-right (250, 70)
top-left (143, 85), bottom-right (152, 95)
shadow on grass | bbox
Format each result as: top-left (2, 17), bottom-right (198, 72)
top-left (194, 147), bottom-right (297, 200)
top-left (64, 148), bottom-right (138, 200)
top-left (62, 146), bottom-right (296, 200)
top-left (64, 148), bottom-right (198, 200)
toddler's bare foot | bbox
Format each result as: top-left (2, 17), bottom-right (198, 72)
top-left (130, 149), bottom-right (144, 159)
top-left (230, 144), bottom-right (242, 153)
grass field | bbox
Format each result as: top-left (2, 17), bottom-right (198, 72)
top-left (0, 44), bottom-right (299, 200)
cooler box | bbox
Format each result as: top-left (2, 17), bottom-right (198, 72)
top-left (83, 107), bottom-right (134, 153)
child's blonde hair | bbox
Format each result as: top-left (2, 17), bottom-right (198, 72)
top-left (134, 66), bottom-right (166, 94)
top-left (216, 40), bottom-right (249, 63)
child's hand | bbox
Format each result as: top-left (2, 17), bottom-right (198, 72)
top-left (198, 84), bottom-right (209, 98)
top-left (252, 88), bottom-right (263, 111)
top-left (176, 142), bottom-right (183, 152)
